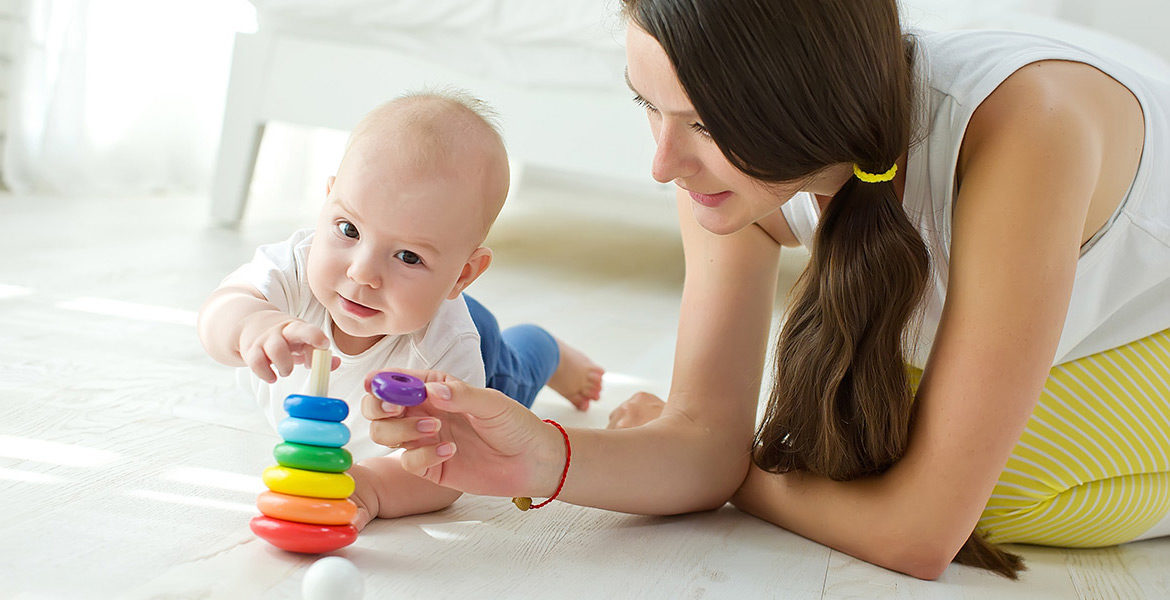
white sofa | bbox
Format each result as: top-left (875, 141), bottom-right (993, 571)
top-left (210, 0), bottom-right (1168, 226)
top-left (210, 0), bottom-right (657, 226)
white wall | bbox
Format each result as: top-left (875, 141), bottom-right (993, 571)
top-left (1061, 0), bottom-right (1170, 61)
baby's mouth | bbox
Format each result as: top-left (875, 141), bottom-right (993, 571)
top-left (338, 294), bottom-right (380, 318)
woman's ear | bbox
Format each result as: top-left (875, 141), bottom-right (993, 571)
top-left (447, 247), bottom-right (494, 300)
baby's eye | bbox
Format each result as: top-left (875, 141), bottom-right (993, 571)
top-left (337, 221), bottom-right (359, 239)
top-left (395, 250), bottom-right (422, 266)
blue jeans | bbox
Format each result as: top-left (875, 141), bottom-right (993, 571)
top-left (464, 294), bottom-right (559, 409)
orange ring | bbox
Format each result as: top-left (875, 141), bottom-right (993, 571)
top-left (257, 490), bottom-right (358, 526)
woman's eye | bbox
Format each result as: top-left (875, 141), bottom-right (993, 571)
top-left (395, 250), bottom-right (422, 265)
top-left (337, 221), bottom-right (359, 239)
top-left (690, 122), bottom-right (710, 137)
top-left (633, 95), bottom-right (659, 114)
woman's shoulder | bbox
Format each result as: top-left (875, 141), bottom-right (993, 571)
top-left (959, 57), bottom-right (1141, 186)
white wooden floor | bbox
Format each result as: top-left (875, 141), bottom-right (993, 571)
top-left (1, 180), bottom-right (1168, 599)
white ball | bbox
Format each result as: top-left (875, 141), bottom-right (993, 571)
top-left (302, 556), bottom-right (363, 600)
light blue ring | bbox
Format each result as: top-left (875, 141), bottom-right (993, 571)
top-left (278, 417), bottom-right (350, 448)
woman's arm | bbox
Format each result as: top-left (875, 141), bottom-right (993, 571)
top-left (555, 188), bottom-right (784, 513)
top-left (364, 188), bottom-right (786, 514)
top-left (507, 189), bottom-right (787, 513)
top-left (731, 65), bottom-right (1111, 579)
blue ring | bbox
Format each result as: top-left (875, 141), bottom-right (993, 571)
top-left (284, 394), bottom-right (349, 422)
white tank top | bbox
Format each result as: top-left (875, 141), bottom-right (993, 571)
top-left (780, 28), bottom-right (1170, 368)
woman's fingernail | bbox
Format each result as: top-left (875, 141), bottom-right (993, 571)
top-left (437, 443), bottom-right (455, 457)
top-left (381, 402), bottom-right (397, 413)
top-left (417, 419), bottom-right (438, 433)
top-left (429, 383), bottom-right (452, 401)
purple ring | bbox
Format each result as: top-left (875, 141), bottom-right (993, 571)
top-left (371, 372), bottom-right (426, 406)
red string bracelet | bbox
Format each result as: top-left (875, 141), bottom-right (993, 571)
top-left (512, 419), bottom-right (570, 511)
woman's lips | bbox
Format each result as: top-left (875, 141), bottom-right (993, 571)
top-left (339, 295), bottom-right (380, 318)
top-left (688, 190), bottom-right (732, 208)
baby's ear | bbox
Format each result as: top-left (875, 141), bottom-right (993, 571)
top-left (447, 247), bottom-right (493, 300)
top-left (325, 176), bottom-right (336, 195)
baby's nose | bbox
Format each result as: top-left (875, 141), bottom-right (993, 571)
top-left (346, 258), bottom-right (381, 288)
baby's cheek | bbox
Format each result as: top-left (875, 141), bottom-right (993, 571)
top-left (387, 290), bottom-right (448, 333)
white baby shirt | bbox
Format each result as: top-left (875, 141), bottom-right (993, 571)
top-left (222, 229), bottom-right (486, 460)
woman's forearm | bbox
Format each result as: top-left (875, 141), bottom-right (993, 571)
top-left (557, 412), bottom-right (753, 515)
top-left (731, 463), bottom-right (966, 580)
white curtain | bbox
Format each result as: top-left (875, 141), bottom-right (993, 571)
top-left (3, 0), bottom-right (256, 195)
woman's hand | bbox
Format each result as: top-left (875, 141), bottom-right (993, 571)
top-left (607, 392), bottom-right (666, 429)
top-left (360, 369), bottom-right (566, 498)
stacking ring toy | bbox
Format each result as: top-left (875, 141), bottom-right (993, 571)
top-left (371, 372), bottom-right (426, 406)
top-left (252, 349), bottom-right (360, 554)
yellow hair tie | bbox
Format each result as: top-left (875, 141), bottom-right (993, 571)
top-left (853, 163), bottom-right (897, 183)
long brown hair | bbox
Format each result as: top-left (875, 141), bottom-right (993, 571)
top-left (623, 0), bottom-right (1024, 579)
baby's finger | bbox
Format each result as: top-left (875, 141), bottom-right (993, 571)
top-left (399, 443), bottom-right (456, 481)
top-left (243, 345), bottom-right (277, 384)
top-left (360, 392), bottom-right (405, 420)
top-left (283, 320), bottom-right (330, 350)
top-left (263, 337), bottom-right (295, 378)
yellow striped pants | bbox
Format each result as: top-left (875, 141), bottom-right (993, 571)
top-left (912, 328), bottom-right (1170, 546)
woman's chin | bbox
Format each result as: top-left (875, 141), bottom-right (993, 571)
top-left (693, 206), bottom-right (750, 236)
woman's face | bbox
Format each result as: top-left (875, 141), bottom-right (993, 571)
top-left (625, 24), bottom-right (807, 235)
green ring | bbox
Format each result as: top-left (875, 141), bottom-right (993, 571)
top-left (274, 442), bottom-right (353, 473)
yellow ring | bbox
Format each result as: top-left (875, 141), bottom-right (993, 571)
top-left (853, 163), bottom-right (898, 183)
top-left (262, 465), bottom-right (355, 499)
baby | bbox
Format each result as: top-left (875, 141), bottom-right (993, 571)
top-left (198, 91), bottom-right (603, 526)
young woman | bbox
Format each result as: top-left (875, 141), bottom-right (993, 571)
top-left (358, 0), bottom-right (1170, 580)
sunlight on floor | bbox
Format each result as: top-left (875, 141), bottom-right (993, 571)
top-left (161, 466), bottom-right (264, 494)
top-left (0, 435), bottom-right (121, 468)
top-left (0, 467), bottom-right (65, 484)
top-left (0, 284), bottom-right (33, 299)
top-left (126, 489), bottom-right (256, 514)
top-left (419, 521), bottom-right (481, 542)
top-left (600, 372), bottom-right (657, 387)
top-left (56, 296), bottom-right (198, 326)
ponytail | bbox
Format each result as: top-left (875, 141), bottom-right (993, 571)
top-left (754, 174), bottom-right (926, 479)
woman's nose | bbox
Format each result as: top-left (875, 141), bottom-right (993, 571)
top-left (650, 123), bottom-right (697, 184)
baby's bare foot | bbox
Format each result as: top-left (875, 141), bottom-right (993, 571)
top-left (547, 337), bottom-right (604, 411)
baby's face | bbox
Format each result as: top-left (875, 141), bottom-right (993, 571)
top-left (306, 143), bottom-right (489, 345)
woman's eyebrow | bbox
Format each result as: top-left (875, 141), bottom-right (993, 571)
top-left (624, 68), bottom-right (643, 99)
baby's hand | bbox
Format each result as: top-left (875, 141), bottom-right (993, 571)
top-left (237, 312), bottom-right (336, 384)
top-left (607, 391), bottom-right (666, 429)
top-left (347, 456), bottom-right (462, 528)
